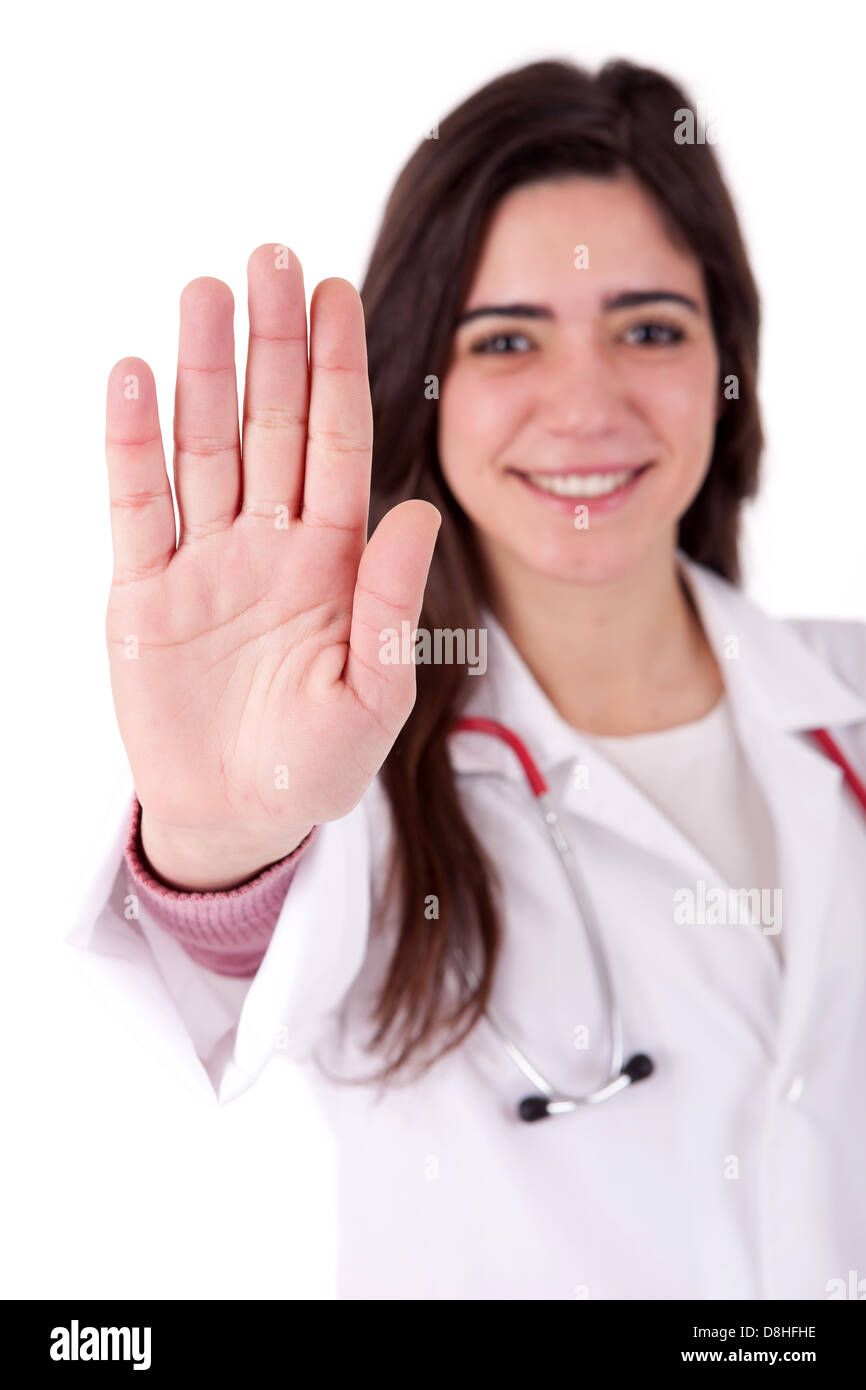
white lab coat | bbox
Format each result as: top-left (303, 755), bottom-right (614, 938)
top-left (65, 552), bottom-right (866, 1300)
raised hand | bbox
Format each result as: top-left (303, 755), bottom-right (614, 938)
top-left (105, 245), bottom-right (439, 890)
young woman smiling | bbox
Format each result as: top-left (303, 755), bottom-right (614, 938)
top-left (72, 58), bottom-right (866, 1300)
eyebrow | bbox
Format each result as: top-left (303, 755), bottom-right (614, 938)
top-left (455, 290), bottom-right (701, 327)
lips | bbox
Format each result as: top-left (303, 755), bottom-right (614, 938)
top-left (522, 466), bottom-right (644, 498)
top-left (508, 463), bottom-right (653, 514)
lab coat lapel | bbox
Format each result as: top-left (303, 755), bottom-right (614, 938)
top-left (730, 716), bottom-right (844, 1066)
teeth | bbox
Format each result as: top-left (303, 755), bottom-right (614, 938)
top-left (526, 468), bottom-right (638, 497)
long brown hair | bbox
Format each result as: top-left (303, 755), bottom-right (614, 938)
top-left (352, 57), bottom-right (762, 1084)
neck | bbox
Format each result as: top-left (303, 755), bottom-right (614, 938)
top-left (480, 535), bottom-right (725, 736)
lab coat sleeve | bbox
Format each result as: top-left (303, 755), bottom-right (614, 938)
top-left (64, 780), bottom-right (373, 1106)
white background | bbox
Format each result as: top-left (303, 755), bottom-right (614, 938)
top-left (2, 0), bottom-right (863, 1299)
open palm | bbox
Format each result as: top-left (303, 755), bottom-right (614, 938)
top-left (105, 245), bottom-right (439, 888)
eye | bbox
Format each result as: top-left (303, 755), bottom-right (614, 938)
top-left (469, 331), bottom-right (535, 354)
top-left (620, 320), bottom-right (686, 347)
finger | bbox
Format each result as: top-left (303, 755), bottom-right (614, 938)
top-left (302, 278), bottom-right (373, 546)
top-left (241, 244), bottom-right (309, 522)
top-left (345, 500), bottom-right (442, 718)
top-left (106, 358), bottom-right (175, 583)
top-left (174, 277), bottom-right (241, 542)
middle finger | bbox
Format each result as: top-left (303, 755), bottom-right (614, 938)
top-left (241, 243), bottom-right (310, 522)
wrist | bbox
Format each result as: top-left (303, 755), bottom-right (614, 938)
top-left (138, 811), bottom-right (315, 892)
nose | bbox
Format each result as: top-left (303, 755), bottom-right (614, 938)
top-left (535, 330), bottom-right (625, 439)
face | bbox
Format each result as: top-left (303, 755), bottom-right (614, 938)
top-left (437, 173), bottom-right (721, 588)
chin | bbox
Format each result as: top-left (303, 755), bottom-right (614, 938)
top-left (511, 524), bottom-right (662, 589)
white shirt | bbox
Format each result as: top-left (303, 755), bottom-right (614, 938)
top-left (588, 693), bottom-right (783, 960)
top-left (66, 552), bottom-right (866, 1300)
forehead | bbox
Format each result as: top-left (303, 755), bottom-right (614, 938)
top-left (464, 173), bottom-right (706, 307)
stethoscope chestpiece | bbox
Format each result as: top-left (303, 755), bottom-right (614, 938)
top-left (517, 1053), bottom-right (655, 1122)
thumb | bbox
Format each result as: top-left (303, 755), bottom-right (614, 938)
top-left (345, 499), bottom-right (441, 720)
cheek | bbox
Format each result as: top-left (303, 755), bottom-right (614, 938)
top-left (438, 369), bottom-right (531, 487)
top-left (636, 357), bottom-right (719, 473)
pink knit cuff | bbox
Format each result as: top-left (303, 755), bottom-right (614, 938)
top-left (123, 798), bottom-right (317, 978)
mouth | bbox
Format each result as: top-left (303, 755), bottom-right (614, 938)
top-left (508, 463), bottom-right (654, 514)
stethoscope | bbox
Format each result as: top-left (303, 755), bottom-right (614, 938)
top-left (449, 716), bottom-right (866, 1123)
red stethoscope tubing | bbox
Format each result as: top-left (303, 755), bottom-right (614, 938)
top-left (452, 716), bottom-right (866, 815)
top-left (808, 728), bottom-right (866, 814)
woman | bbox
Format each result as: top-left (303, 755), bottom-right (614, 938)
top-left (72, 57), bottom-right (866, 1300)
